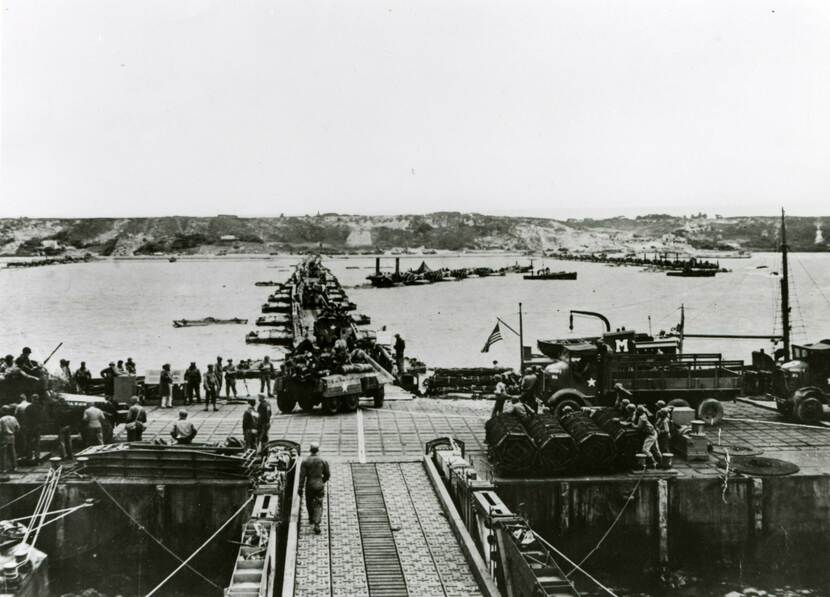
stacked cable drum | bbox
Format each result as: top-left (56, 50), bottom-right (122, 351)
top-left (558, 411), bottom-right (615, 472)
top-left (485, 414), bottom-right (537, 475)
top-left (591, 408), bottom-right (642, 468)
top-left (524, 413), bottom-right (578, 475)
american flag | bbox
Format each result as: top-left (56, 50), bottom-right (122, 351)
top-left (480, 323), bottom-right (503, 353)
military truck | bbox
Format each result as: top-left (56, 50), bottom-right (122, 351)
top-left (274, 351), bottom-right (386, 415)
top-left (535, 329), bottom-right (744, 424)
top-left (755, 340), bottom-right (830, 424)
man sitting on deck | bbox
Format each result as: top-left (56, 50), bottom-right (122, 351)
top-left (170, 410), bottom-right (198, 444)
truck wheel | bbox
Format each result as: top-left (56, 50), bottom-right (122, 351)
top-left (549, 395), bottom-right (583, 420)
top-left (795, 396), bottom-right (823, 424)
top-left (373, 386), bottom-right (385, 408)
top-left (322, 397), bottom-right (340, 415)
top-left (668, 399), bottom-right (690, 409)
top-left (341, 395), bottom-right (359, 412)
top-left (697, 398), bottom-right (724, 425)
top-left (298, 396), bottom-right (315, 412)
top-left (276, 393), bottom-right (297, 414)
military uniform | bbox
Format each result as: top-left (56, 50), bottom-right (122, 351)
top-left (299, 452), bottom-right (330, 531)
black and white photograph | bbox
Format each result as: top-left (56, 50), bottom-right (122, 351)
top-left (1, 1), bottom-right (829, 595)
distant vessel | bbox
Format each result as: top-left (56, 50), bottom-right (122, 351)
top-left (666, 269), bottom-right (717, 278)
top-left (245, 329), bottom-right (294, 345)
top-left (168, 256), bottom-right (177, 262)
top-left (173, 317), bottom-right (248, 328)
top-left (523, 270), bottom-right (577, 280)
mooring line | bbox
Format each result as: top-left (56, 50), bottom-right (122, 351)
top-left (531, 530), bottom-right (619, 597)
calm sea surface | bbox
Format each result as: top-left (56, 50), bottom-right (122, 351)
top-left (2, 252), bottom-right (830, 596)
top-left (1, 252), bottom-right (829, 374)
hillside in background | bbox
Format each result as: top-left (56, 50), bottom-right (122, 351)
top-left (0, 212), bottom-right (826, 256)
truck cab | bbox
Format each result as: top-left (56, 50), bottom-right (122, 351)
top-left (775, 341), bottom-right (830, 423)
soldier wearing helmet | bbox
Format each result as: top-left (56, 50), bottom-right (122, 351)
top-left (298, 441), bottom-right (330, 535)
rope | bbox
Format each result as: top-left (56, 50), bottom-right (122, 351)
top-left (795, 256), bottom-right (830, 308)
top-left (92, 480), bottom-right (221, 589)
top-left (4, 504), bottom-right (92, 524)
top-left (530, 530), bottom-right (619, 597)
top-left (144, 495), bottom-right (253, 597)
top-left (0, 482), bottom-right (47, 513)
top-left (565, 476), bottom-right (642, 577)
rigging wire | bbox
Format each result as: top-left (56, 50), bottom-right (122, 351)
top-left (144, 495), bottom-right (253, 597)
top-left (92, 480), bottom-right (221, 589)
top-left (529, 530), bottom-right (619, 597)
top-left (565, 476), bottom-right (643, 577)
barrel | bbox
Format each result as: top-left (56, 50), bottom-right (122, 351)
top-left (485, 415), bottom-right (537, 475)
top-left (591, 408), bottom-right (641, 468)
top-left (558, 411), bottom-right (615, 471)
top-left (524, 413), bottom-right (577, 475)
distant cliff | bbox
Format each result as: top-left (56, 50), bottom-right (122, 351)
top-left (0, 212), bottom-right (826, 256)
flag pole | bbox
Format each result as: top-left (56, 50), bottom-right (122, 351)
top-left (518, 302), bottom-right (524, 373)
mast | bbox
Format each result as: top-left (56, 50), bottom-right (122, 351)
top-left (780, 208), bottom-right (791, 361)
top-left (518, 302), bottom-right (525, 373)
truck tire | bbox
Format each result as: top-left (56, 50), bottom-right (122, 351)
top-left (548, 394), bottom-right (583, 420)
top-left (298, 396), bottom-right (315, 412)
top-left (322, 397), bottom-right (340, 415)
top-left (373, 386), bottom-right (385, 408)
top-left (697, 398), bottom-right (724, 425)
top-left (795, 395), bottom-right (823, 424)
top-left (341, 395), bottom-right (359, 412)
top-left (668, 398), bottom-right (690, 409)
top-left (277, 392), bottom-right (297, 414)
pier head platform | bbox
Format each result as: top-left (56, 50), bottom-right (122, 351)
top-left (2, 394), bottom-right (830, 594)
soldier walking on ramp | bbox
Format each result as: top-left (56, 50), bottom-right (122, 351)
top-left (298, 441), bottom-right (330, 535)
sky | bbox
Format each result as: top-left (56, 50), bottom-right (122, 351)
top-left (2, 0), bottom-right (829, 219)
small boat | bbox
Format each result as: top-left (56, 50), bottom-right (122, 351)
top-left (254, 281), bottom-right (282, 287)
top-left (524, 270), bottom-right (577, 280)
top-left (168, 257), bottom-right (178, 262)
top-left (666, 269), bottom-right (717, 277)
top-left (245, 329), bottom-right (294, 346)
top-left (173, 317), bottom-right (248, 328)
top-left (756, 265), bottom-right (768, 269)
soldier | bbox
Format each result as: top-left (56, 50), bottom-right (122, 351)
top-left (298, 441), bottom-right (330, 534)
top-left (215, 357), bottom-right (224, 394)
top-left (125, 357), bottom-right (137, 375)
top-left (393, 333), bottom-right (406, 375)
top-left (159, 364), bottom-right (173, 408)
top-left (184, 362), bottom-right (202, 405)
top-left (241, 400), bottom-right (258, 450)
top-left (204, 364), bottom-right (218, 412)
top-left (520, 367), bottom-right (539, 413)
top-left (503, 396), bottom-right (530, 421)
top-left (655, 408), bottom-right (671, 454)
top-left (74, 362), bottom-right (92, 394)
top-left (491, 374), bottom-right (508, 418)
top-left (256, 394), bottom-right (272, 454)
top-left (125, 396), bottom-right (148, 442)
top-left (0, 405), bottom-right (20, 473)
top-left (170, 410), bottom-right (198, 444)
top-left (636, 405), bottom-right (662, 468)
top-left (259, 357), bottom-right (274, 397)
top-left (82, 402), bottom-right (107, 447)
top-left (224, 359), bottom-right (238, 399)
top-left (25, 394), bottom-right (43, 463)
top-left (55, 397), bottom-right (75, 460)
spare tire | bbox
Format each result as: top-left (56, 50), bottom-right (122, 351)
top-left (795, 395), bottom-right (823, 424)
top-left (697, 398), bottom-right (724, 425)
top-left (322, 397), bottom-right (340, 415)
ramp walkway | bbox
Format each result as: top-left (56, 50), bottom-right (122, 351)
top-left (291, 461), bottom-right (485, 597)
